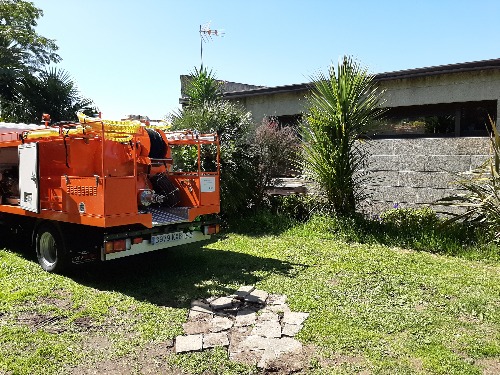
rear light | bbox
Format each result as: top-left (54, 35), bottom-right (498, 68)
top-left (113, 240), bottom-right (126, 251)
top-left (105, 241), bottom-right (114, 254)
top-left (203, 224), bottom-right (220, 235)
top-left (133, 237), bottom-right (143, 244)
top-left (105, 239), bottom-right (132, 254)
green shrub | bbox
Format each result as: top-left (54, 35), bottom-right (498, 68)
top-left (252, 119), bottom-right (300, 206)
top-left (227, 209), bottom-right (296, 235)
top-left (268, 194), bottom-right (320, 222)
top-left (380, 207), bottom-right (439, 231)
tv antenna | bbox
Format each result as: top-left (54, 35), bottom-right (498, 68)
top-left (199, 22), bottom-right (224, 68)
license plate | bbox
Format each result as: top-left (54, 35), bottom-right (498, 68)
top-left (151, 231), bottom-right (185, 245)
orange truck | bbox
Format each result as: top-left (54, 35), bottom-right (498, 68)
top-left (0, 113), bottom-right (220, 272)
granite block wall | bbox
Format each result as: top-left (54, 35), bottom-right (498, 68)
top-left (361, 137), bottom-right (491, 214)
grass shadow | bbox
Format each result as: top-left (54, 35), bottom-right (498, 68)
top-left (70, 240), bottom-right (300, 308)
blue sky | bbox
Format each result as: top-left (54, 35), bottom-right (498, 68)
top-left (35, 0), bottom-right (500, 120)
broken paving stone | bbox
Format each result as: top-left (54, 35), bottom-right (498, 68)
top-left (251, 320), bottom-right (282, 338)
top-left (182, 318), bottom-right (212, 335)
top-left (267, 294), bottom-right (287, 305)
top-left (210, 296), bottom-right (234, 310)
top-left (189, 300), bottom-right (213, 318)
top-left (235, 309), bottom-right (256, 327)
top-left (282, 311), bottom-right (309, 325)
top-left (262, 303), bottom-right (290, 313)
top-left (281, 323), bottom-right (303, 337)
top-left (245, 289), bottom-right (269, 304)
top-left (272, 337), bottom-right (303, 356)
top-left (238, 335), bottom-right (273, 351)
top-left (203, 332), bottom-right (229, 349)
top-left (229, 349), bottom-right (264, 366)
top-left (232, 285), bottom-right (255, 300)
top-left (177, 285), bottom-right (308, 370)
top-left (257, 311), bottom-right (279, 322)
top-left (210, 316), bottom-right (233, 333)
top-left (175, 334), bottom-right (203, 353)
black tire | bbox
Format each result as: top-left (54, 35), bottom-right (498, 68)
top-left (35, 223), bottom-right (68, 273)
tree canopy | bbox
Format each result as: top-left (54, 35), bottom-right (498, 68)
top-left (0, 1), bottom-right (95, 122)
top-left (0, 0), bottom-right (60, 71)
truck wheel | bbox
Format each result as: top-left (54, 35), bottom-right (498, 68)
top-left (35, 224), bottom-right (68, 273)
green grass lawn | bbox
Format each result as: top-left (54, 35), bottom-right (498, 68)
top-left (0, 216), bottom-right (499, 374)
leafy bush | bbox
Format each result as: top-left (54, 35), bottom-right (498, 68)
top-left (380, 207), bottom-right (439, 231)
top-left (170, 69), bottom-right (257, 219)
top-left (268, 194), bottom-right (319, 222)
top-left (285, 206), bottom-right (496, 259)
top-left (252, 119), bottom-right (300, 205)
top-left (227, 209), bottom-right (296, 235)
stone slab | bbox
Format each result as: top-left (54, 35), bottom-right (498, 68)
top-left (210, 316), bottom-right (234, 332)
top-left (233, 285), bottom-right (255, 300)
top-left (210, 296), bottom-right (234, 310)
top-left (238, 335), bottom-right (272, 351)
top-left (235, 309), bottom-right (256, 327)
top-left (281, 323), bottom-right (303, 337)
top-left (245, 289), bottom-right (269, 304)
top-left (251, 320), bottom-right (281, 338)
top-left (282, 311), bottom-right (309, 325)
top-left (257, 311), bottom-right (279, 322)
top-left (203, 332), bottom-right (229, 349)
top-left (272, 337), bottom-right (303, 356)
top-left (189, 300), bottom-right (213, 318)
top-left (267, 294), bottom-right (287, 305)
top-left (182, 319), bottom-right (211, 334)
top-left (175, 334), bottom-right (203, 353)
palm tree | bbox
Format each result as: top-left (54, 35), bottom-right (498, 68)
top-left (182, 66), bottom-right (222, 108)
top-left (4, 68), bottom-right (95, 123)
top-left (303, 56), bottom-right (385, 215)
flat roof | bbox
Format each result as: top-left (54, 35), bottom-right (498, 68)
top-left (223, 58), bottom-right (500, 99)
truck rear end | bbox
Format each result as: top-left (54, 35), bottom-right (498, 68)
top-left (0, 114), bottom-right (220, 272)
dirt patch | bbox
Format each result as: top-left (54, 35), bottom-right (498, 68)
top-left (409, 357), bottom-right (424, 372)
top-left (476, 358), bottom-right (500, 375)
top-left (16, 311), bottom-right (66, 333)
top-left (72, 316), bottom-right (95, 330)
top-left (69, 340), bottom-right (177, 375)
top-left (414, 303), bottom-right (426, 312)
top-left (317, 353), bottom-right (370, 373)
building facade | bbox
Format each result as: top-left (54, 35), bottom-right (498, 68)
top-left (181, 59), bottom-right (500, 213)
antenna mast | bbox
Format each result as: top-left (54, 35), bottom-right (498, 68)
top-left (199, 22), bottom-right (224, 68)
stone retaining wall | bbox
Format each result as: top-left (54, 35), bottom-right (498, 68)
top-left (361, 137), bottom-right (491, 215)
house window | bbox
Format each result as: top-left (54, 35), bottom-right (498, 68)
top-left (371, 100), bottom-right (496, 138)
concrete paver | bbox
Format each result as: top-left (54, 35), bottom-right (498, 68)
top-left (251, 320), bottom-right (282, 338)
top-left (233, 285), bottom-right (255, 299)
top-left (175, 286), bottom-right (309, 371)
top-left (210, 316), bottom-right (233, 332)
top-left (210, 296), bottom-right (234, 310)
top-left (235, 309), bottom-right (256, 327)
top-left (245, 289), bottom-right (268, 304)
top-left (203, 332), bottom-right (229, 348)
top-left (282, 311), bottom-right (309, 325)
top-left (175, 334), bottom-right (203, 353)
top-left (282, 323), bottom-right (303, 337)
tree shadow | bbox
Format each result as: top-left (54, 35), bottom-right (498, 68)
top-left (70, 241), bottom-right (304, 309)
